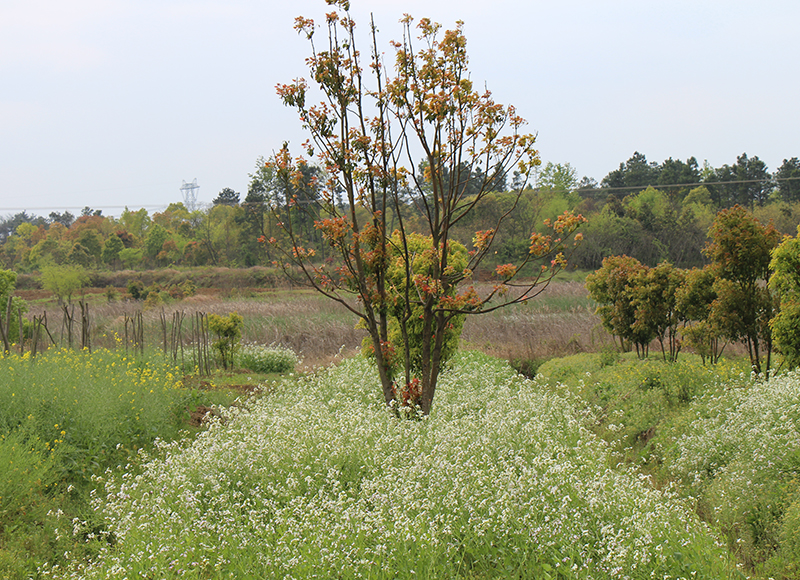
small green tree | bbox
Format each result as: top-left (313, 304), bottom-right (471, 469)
top-left (675, 266), bottom-right (724, 364)
top-left (586, 255), bottom-right (653, 357)
top-left (207, 312), bottom-right (243, 370)
top-left (0, 268), bottom-right (28, 352)
top-left (40, 264), bottom-right (89, 305)
top-left (704, 205), bottom-right (780, 375)
top-left (769, 228), bottom-right (800, 368)
top-left (630, 261), bottom-right (685, 362)
top-left (102, 233), bottom-right (125, 269)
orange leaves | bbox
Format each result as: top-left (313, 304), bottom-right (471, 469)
top-left (276, 78), bottom-right (308, 109)
top-left (472, 229), bottom-right (495, 251)
top-left (529, 232), bottom-right (552, 257)
top-left (291, 246), bottom-right (316, 260)
top-left (546, 210), bottom-right (588, 234)
top-left (293, 16), bottom-right (315, 39)
top-left (325, 0), bottom-right (350, 11)
top-left (315, 217), bottom-right (351, 245)
top-left (438, 286), bottom-right (481, 311)
top-left (413, 274), bottom-right (440, 297)
top-left (495, 263), bottom-right (517, 280)
top-left (529, 211), bottom-right (587, 258)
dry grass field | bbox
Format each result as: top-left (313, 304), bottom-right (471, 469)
top-left (19, 278), bottom-right (610, 371)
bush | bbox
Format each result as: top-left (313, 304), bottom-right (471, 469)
top-left (126, 279), bottom-right (145, 301)
top-left (237, 344), bottom-right (298, 374)
top-left (207, 312), bottom-right (243, 370)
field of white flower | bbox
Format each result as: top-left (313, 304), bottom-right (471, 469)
top-left (663, 368), bottom-right (800, 573)
top-left (48, 352), bottom-right (733, 579)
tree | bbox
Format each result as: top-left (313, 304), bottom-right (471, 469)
top-left (768, 228), bottom-right (800, 368)
top-left (212, 188), bottom-right (240, 206)
top-left (102, 233), bottom-right (125, 268)
top-left (704, 205), bottom-right (781, 374)
top-left (630, 261), bottom-right (685, 362)
top-left (656, 156), bottom-right (701, 199)
top-left (271, 5), bottom-right (586, 414)
top-left (601, 152), bottom-right (660, 193)
top-left (207, 312), bottom-right (243, 370)
top-left (538, 162), bottom-right (578, 193)
top-left (585, 255), bottom-right (653, 357)
top-left (49, 211), bottom-right (75, 228)
top-left (707, 153), bottom-right (771, 208)
top-left (776, 157), bottom-right (800, 203)
top-left (676, 266), bottom-right (725, 364)
top-left (40, 264), bottom-right (89, 305)
top-left (0, 268), bottom-right (25, 352)
top-left (143, 224), bottom-right (169, 265)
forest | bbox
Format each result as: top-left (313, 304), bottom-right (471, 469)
top-left (2, 151), bottom-right (800, 276)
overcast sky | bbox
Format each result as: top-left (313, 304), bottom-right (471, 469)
top-left (2, 0), bottom-right (798, 217)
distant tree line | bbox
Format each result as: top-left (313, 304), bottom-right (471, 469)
top-left (1, 151), bottom-right (799, 275)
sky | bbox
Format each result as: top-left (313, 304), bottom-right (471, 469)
top-left (2, 0), bottom-right (799, 217)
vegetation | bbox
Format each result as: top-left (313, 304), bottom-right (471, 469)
top-left (1, 1), bottom-right (800, 576)
top-left (0, 347), bottom-right (245, 579)
top-left (207, 311), bottom-right (243, 370)
top-left (536, 352), bottom-right (800, 579)
top-left (45, 353), bottom-right (734, 579)
top-left (237, 343), bottom-right (298, 374)
top-left (268, 6), bottom-right (585, 414)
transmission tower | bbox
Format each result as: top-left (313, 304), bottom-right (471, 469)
top-left (180, 179), bottom-right (200, 211)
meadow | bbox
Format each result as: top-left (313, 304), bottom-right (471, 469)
top-left (43, 353), bottom-right (734, 579)
top-left (1, 278), bottom-right (795, 578)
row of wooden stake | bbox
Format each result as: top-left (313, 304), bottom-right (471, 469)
top-left (0, 302), bottom-right (213, 376)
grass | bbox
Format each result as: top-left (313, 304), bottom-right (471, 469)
top-left (0, 347), bottom-right (244, 579)
top-left (6, 275), bottom-right (780, 576)
top-left (536, 352), bottom-right (800, 578)
top-left (25, 286), bottom-right (364, 370)
top-left (46, 352), bottom-right (735, 579)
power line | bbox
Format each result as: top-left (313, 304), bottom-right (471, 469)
top-left (0, 204), bottom-right (171, 212)
top-left (576, 176), bottom-right (800, 195)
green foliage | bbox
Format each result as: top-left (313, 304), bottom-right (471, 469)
top-left (0, 268), bottom-right (17, 304)
top-left (537, 351), bottom-right (800, 575)
top-left (586, 255), bottom-right (653, 355)
top-left (126, 279), bottom-right (145, 300)
top-left (237, 343), bottom-right (298, 374)
top-left (705, 205), bottom-right (780, 285)
top-left (207, 312), bottom-right (243, 370)
top-left (0, 347), bottom-right (239, 578)
top-left (630, 261), bottom-right (685, 361)
top-left (538, 353), bottom-right (749, 461)
top-left (0, 269), bottom-right (28, 348)
top-left (0, 425), bottom-right (60, 528)
top-left (40, 264), bottom-right (88, 304)
top-left (661, 368), bottom-right (800, 576)
top-left (770, 229), bottom-right (800, 368)
top-left (118, 247), bottom-right (143, 269)
top-left (102, 233), bottom-right (124, 267)
top-left (143, 224), bottom-right (169, 263)
top-left (705, 206), bottom-right (781, 374)
top-left (384, 231), bottom-right (469, 377)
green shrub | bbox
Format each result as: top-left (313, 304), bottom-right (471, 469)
top-left (208, 312), bottom-right (243, 370)
top-left (237, 344), bottom-right (298, 374)
top-left (126, 279), bottom-right (145, 300)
